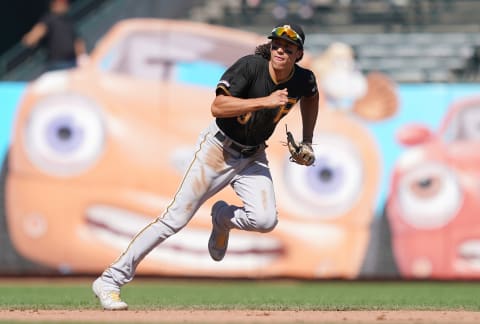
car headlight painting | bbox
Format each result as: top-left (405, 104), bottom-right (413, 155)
top-left (283, 133), bottom-right (364, 219)
top-left (397, 163), bottom-right (462, 229)
top-left (23, 93), bottom-right (105, 177)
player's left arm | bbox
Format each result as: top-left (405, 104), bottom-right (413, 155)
top-left (299, 91), bottom-right (319, 144)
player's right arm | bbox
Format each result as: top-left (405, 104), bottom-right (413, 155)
top-left (211, 89), bottom-right (288, 118)
top-left (22, 22), bottom-right (47, 47)
top-left (212, 55), bottom-right (288, 118)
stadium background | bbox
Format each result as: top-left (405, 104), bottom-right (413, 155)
top-left (1, 0), bottom-right (480, 280)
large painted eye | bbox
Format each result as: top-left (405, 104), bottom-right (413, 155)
top-left (397, 163), bottom-right (462, 229)
top-left (283, 133), bottom-right (364, 219)
top-left (24, 93), bottom-right (105, 177)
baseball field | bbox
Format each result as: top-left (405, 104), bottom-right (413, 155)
top-left (0, 278), bottom-right (479, 323)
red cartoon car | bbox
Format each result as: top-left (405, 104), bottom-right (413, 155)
top-left (386, 96), bottom-right (480, 279)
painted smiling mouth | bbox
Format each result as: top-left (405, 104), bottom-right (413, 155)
top-left (457, 240), bottom-right (480, 270)
top-left (85, 205), bottom-right (285, 270)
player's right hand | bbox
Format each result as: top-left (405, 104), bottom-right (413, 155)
top-left (265, 89), bottom-right (289, 109)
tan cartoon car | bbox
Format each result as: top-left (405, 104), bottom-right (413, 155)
top-left (4, 19), bottom-right (382, 278)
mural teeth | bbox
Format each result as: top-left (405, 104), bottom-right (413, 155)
top-left (459, 240), bottom-right (480, 259)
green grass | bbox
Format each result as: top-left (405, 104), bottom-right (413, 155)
top-left (0, 279), bottom-right (479, 311)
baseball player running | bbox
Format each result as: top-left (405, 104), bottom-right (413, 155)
top-left (93, 22), bottom-right (319, 310)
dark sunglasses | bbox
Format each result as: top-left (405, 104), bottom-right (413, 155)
top-left (271, 43), bottom-right (294, 55)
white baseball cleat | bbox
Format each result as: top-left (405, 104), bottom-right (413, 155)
top-left (208, 200), bottom-right (230, 262)
top-left (92, 277), bottom-right (128, 310)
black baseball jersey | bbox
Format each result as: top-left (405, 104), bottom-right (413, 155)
top-left (215, 54), bottom-right (318, 146)
top-left (41, 13), bottom-right (79, 62)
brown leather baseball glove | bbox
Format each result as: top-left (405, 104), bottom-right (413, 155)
top-left (286, 127), bottom-right (315, 166)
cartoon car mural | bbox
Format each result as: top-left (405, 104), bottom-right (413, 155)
top-left (386, 96), bottom-right (480, 279)
top-left (3, 18), bottom-right (387, 278)
top-left (4, 18), bottom-right (264, 275)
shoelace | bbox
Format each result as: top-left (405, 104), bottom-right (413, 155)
top-left (108, 292), bottom-right (122, 302)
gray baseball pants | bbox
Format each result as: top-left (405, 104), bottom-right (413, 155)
top-left (99, 121), bottom-right (278, 290)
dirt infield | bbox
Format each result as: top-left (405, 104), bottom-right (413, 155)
top-left (0, 310), bottom-right (479, 323)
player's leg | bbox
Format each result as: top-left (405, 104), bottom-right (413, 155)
top-left (94, 123), bottom-right (235, 308)
top-left (208, 151), bottom-right (278, 261)
top-left (221, 152), bottom-right (278, 232)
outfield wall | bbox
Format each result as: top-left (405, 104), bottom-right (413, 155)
top-left (2, 80), bottom-right (480, 279)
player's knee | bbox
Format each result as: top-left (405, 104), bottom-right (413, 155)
top-left (252, 211), bottom-right (278, 233)
top-left (157, 213), bottom-right (188, 235)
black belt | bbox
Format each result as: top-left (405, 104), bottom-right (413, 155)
top-left (214, 131), bottom-right (260, 157)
